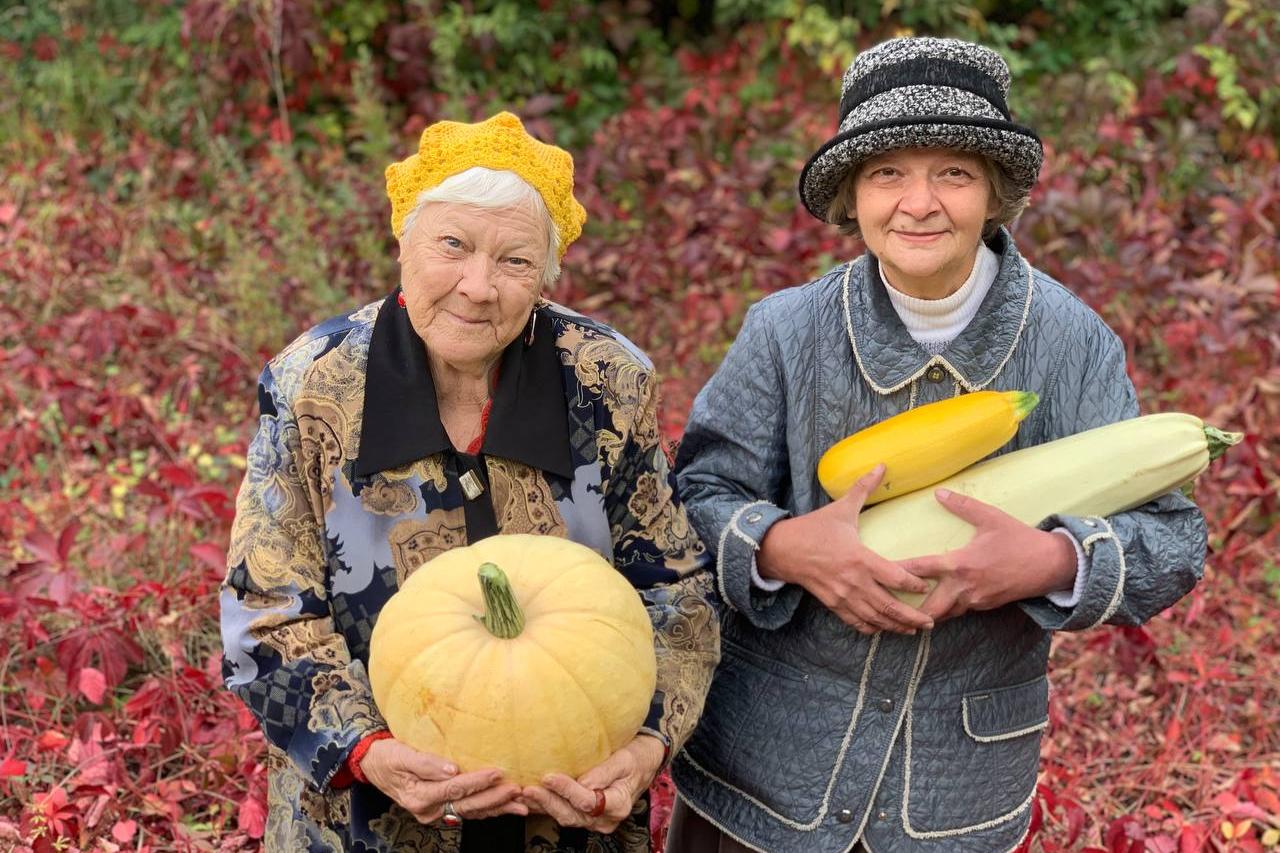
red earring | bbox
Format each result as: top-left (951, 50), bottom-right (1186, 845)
top-left (397, 292), bottom-right (406, 307)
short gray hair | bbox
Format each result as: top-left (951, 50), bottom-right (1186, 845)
top-left (825, 154), bottom-right (1029, 240)
top-left (400, 167), bottom-right (562, 287)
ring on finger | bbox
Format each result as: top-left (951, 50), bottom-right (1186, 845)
top-left (442, 801), bottom-right (462, 828)
top-left (587, 788), bottom-right (607, 818)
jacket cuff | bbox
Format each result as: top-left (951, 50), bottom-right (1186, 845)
top-left (331, 730), bottom-right (394, 789)
top-left (714, 500), bottom-right (803, 629)
top-left (1044, 527), bottom-right (1089, 608)
top-left (637, 726), bottom-right (673, 772)
top-left (1021, 514), bottom-right (1127, 631)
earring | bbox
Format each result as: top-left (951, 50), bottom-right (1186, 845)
top-left (524, 298), bottom-right (548, 346)
top-left (397, 291), bottom-right (406, 308)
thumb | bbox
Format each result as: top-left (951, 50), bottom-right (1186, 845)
top-left (577, 749), bottom-right (631, 791)
top-left (839, 463), bottom-right (885, 514)
top-left (393, 742), bottom-right (459, 781)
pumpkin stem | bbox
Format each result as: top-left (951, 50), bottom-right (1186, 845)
top-left (1204, 425), bottom-right (1244, 462)
top-left (476, 562), bottom-right (525, 639)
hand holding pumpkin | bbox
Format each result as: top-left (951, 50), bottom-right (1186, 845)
top-left (360, 737), bottom-right (527, 824)
top-left (520, 734), bottom-right (666, 833)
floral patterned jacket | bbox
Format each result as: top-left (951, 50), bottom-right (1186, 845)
top-left (219, 291), bottom-right (720, 852)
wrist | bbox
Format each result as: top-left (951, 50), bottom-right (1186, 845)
top-left (1039, 530), bottom-right (1079, 595)
top-left (757, 519), bottom-right (796, 584)
top-left (630, 735), bottom-right (666, 783)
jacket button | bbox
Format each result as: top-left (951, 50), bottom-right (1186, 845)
top-left (836, 809), bottom-right (854, 824)
top-left (926, 365), bottom-right (946, 382)
top-left (877, 809), bottom-right (889, 821)
top-left (878, 697), bottom-right (893, 712)
top-left (745, 512), bottom-right (762, 524)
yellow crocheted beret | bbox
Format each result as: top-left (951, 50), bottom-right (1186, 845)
top-left (385, 111), bottom-right (586, 257)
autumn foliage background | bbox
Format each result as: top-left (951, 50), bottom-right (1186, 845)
top-left (1, 0), bottom-right (1278, 850)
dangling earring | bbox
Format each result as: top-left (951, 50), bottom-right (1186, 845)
top-left (524, 298), bottom-right (549, 346)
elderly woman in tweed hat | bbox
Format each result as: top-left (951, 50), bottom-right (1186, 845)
top-left (668, 37), bottom-right (1205, 852)
top-left (219, 112), bottom-right (719, 852)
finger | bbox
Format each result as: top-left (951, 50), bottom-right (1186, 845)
top-left (919, 583), bottom-right (961, 622)
top-left (542, 772), bottom-right (598, 814)
top-left (395, 747), bottom-right (460, 782)
top-left (861, 555), bottom-right (935, 630)
top-left (876, 559), bottom-right (934, 593)
top-left (454, 784), bottom-right (527, 819)
top-left (843, 614), bottom-right (877, 635)
top-left (863, 589), bottom-right (934, 633)
top-left (576, 753), bottom-right (632, 792)
top-left (897, 555), bottom-right (952, 582)
top-left (934, 488), bottom-right (1006, 526)
top-left (522, 785), bottom-right (583, 827)
top-left (435, 769), bottom-right (505, 807)
top-left (840, 463), bottom-right (885, 514)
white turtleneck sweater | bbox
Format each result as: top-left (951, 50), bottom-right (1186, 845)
top-left (750, 244), bottom-right (1086, 608)
top-left (882, 243), bottom-right (999, 353)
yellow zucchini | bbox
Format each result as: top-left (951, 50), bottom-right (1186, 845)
top-left (818, 390), bottom-right (1039, 504)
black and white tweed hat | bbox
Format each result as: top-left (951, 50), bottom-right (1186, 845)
top-left (798, 36), bottom-right (1043, 221)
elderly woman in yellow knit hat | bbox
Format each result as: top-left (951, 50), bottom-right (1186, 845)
top-left (219, 112), bottom-right (719, 852)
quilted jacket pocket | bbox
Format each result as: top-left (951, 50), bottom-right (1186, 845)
top-left (683, 638), bottom-right (846, 826)
top-left (903, 675), bottom-right (1048, 836)
top-left (962, 676), bottom-right (1050, 742)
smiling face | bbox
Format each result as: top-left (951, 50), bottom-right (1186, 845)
top-left (398, 201), bottom-right (550, 374)
top-left (852, 148), bottom-right (997, 299)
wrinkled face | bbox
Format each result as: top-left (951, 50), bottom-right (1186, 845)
top-left (852, 148), bottom-right (997, 299)
top-left (398, 201), bottom-right (550, 371)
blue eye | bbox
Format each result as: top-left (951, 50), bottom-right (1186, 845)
top-left (442, 236), bottom-right (463, 249)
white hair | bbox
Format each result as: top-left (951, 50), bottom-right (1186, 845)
top-left (400, 167), bottom-right (562, 286)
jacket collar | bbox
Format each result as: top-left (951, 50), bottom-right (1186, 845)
top-left (842, 228), bottom-right (1034, 395)
top-left (355, 290), bottom-right (573, 478)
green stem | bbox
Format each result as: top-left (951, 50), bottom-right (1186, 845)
top-left (476, 563), bottom-right (525, 639)
top-left (1204, 425), bottom-right (1244, 462)
top-left (1012, 391), bottom-right (1040, 419)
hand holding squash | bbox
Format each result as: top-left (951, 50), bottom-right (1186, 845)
top-left (359, 738), bottom-right (526, 824)
top-left (897, 489), bottom-right (1079, 621)
top-left (756, 465), bottom-right (934, 636)
top-left (520, 734), bottom-right (666, 833)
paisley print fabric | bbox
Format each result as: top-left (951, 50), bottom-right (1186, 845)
top-left (220, 295), bottom-right (719, 852)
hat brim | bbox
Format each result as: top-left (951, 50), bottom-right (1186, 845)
top-left (798, 116), bottom-right (1043, 221)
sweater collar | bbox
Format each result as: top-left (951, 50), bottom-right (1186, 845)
top-left (355, 289), bottom-right (574, 478)
top-left (842, 228), bottom-right (1034, 394)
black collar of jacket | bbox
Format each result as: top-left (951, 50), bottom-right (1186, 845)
top-left (843, 227), bottom-right (1033, 394)
top-left (354, 289), bottom-right (574, 479)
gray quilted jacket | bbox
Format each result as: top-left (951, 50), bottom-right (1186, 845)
top-left (670, 230), bottom-right (1206, 853)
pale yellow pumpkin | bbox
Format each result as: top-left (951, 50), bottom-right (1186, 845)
top-left (367, 533), bottom-right (656, 786)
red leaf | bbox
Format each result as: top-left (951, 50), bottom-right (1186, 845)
top-left (189, 542), bottom-right (227, 571)
top-left (111, 819), bottom-right (137, 842)
top-left (56, 520), bottom-right (80, 562)
top-left (238, 791), bottom-right (267, 838)
top-left (77, 667), bottom-right (107, 704)
top-left (22, 528), bottom-right (62, 564)
top-left (0, 756), bottom-right (26, 779)
top-left (56, 624), bottom-right (144, 691)
top-left (157, 463), bottom-right (195, 489)
top-left (36, 731), bottom-right (70, 752)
